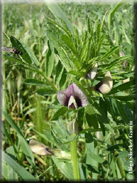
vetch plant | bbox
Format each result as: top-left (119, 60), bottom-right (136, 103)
top-left (2, 1), bottom-right (135, 181)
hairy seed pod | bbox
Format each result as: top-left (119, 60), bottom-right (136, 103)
top-left (29, 139), bottom-right (53, 156)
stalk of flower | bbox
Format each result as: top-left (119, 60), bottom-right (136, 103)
top-left (68, 112), bottom-right (81, 134)
top-left (57, 83), bottom-right (88, 180)
top-left (92, 71), bottom-right (113, 94)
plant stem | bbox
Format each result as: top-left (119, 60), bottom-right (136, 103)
top-left (71, 134), bottom-right (81, 180)
top-left (114, 150), bottom-right (125, 179)
top-left (117, 157), bottom-right (126, 179)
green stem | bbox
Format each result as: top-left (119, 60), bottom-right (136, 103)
top-left (117, 157), bottom-right (126, 179)
top-left (71, 134), bottom-right (81, 180)
top-left (114, 150), bottom-right (125, 179)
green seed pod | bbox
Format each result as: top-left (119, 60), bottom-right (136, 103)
top-left (53, 149), bottom-right (71, 159)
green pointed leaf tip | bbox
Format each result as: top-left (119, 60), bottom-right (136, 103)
top-left (108, 2), bottom-right (123, 30)
top-left (46, 30), bottom-right (72, 71)
top-left (3, 110), bottom-right (23, 137)
top-left (2, 151), bottom-right (38, 181)
top-left (50, 106), bottom-right (68, 120)
top-left (45, 41), bottom-right (55, 77)
top-left (24, 79), bottom-right (46, 86)
top-left (36, 87), bottom-right (56, 96)
top-left (46, 2), bottom-right (74, 34)
top-left (52, 156), bottom-right (73, 180)
top-left (2, 111), bottom-right (35, 165)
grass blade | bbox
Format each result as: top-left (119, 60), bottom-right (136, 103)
top-left (108, 2), bottom-right (123, 30)
top-left (46, 1), bottom-right (74, 34)
top-left (2, 151), bottom-right (38, 181)
top-left (3, 111), bottom-right (35, 165)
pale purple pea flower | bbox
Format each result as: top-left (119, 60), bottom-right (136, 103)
top-left (57, 83), bottom-right (88, 109)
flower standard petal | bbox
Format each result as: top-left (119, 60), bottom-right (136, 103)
top-left (57, 91), bottom-right (68, 106)
top-left (57, 84), bottom-right (75, 106)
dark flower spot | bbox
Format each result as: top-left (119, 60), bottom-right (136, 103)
top-left (75, 96), bottom-right (82, 107)
top-left (64, 95), bottom-right (82, 108)
top-left (94, 81), bottom-right (103, 93)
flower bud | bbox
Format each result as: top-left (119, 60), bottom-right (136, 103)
top-left (122, 78), bottom-right (130, 84)
top-left (86, 63), bottom-right (98, 80)
top-left (95, 131), bottom-right (104, 141)
top-left (119, 51), bottom-right (129, 70)
top-left (94, 71), bottom-right (113, 94)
